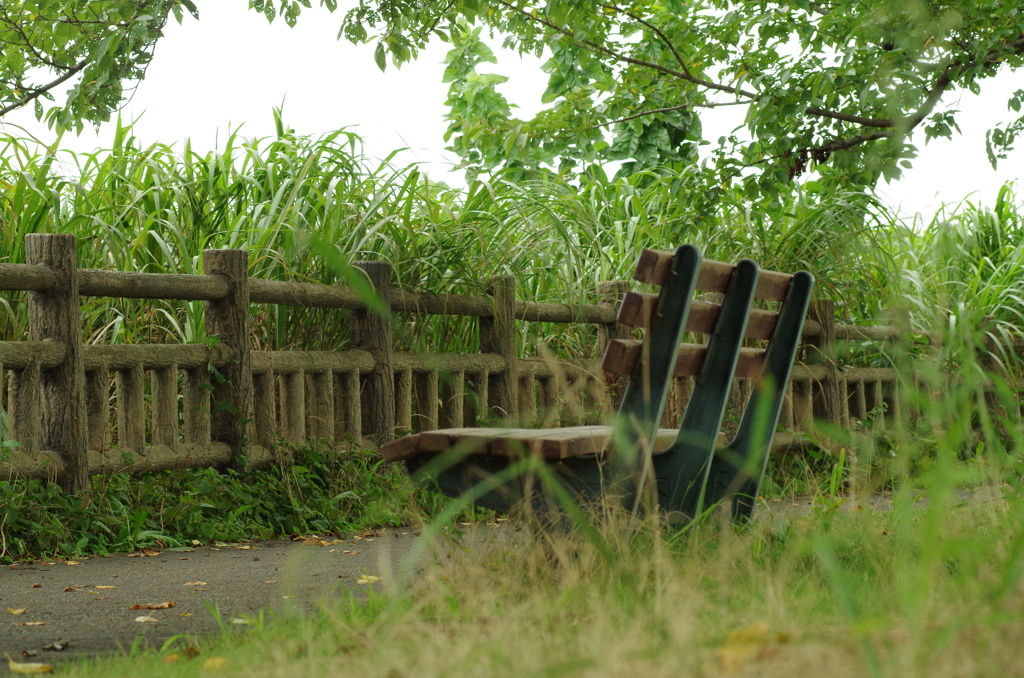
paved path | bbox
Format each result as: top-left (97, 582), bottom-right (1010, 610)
top-left (0, 527), bottom-right (466, 668)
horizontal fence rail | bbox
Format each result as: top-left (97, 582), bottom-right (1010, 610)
top-left (0, 233), bottom-right (961, 493)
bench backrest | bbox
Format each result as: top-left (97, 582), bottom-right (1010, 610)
top-left (599, 245), bottom-right (813, 520)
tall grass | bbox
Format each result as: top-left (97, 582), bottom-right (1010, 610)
top-left (3, 114), bottom-right (990, 359)
top-left (4, 116), bottom-right (1021, 355)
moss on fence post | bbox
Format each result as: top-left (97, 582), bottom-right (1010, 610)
top-left (352, 261), bottom-right (395, 444)
top-left (204, 249), bottom-right (254, 468)
top-left (25, 233), bottom-right (88, 494)
top-left (480, 275), bottom-right (518, 424)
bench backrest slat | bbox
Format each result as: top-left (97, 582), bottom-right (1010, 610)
top-left (633, 248), bottom-right (793, 301)
top-left (617, 293), bottom-right (779, 340)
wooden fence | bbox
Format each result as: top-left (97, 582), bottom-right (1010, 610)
top-left (0, 234), bottom-right (933, 493)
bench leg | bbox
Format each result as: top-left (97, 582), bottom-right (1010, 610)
top-left (655, 259), bottom-right (760, 521)
top-left (705, 270), bottom-right (814, 522)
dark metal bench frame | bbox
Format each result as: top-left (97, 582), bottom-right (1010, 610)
top-left (382, 244), bottom-right (814, 524)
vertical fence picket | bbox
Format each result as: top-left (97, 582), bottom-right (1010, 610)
top-left (182, 367), bottom-right (211, 446)
top-left (414, 371), bottom-right (439, 432)
top-left (467, 371), bottom-right (489, 426)
top-left (152, 365), bottom-right (178, 448)
top-left (283, 370), bottom-right (306, 445)
top-left (338, 370), bottom-right (362, 444)
top-left (440, 370), bottom-right (465, 428)
top-left (117, 365), bottom-right (145, 456)
top-left (519, 374), bottom-right (537, 426)
top-left (252, 370), bottom-right (276, 452)
top-left (394, 368), bottom-right (413, 434)
top-left (310, 370), bottom-right (334, 443)
top-left (85, 367), bottom-right (109, 453)
top-left (11, 362), bottom-right (41, 455)
top-left (855, 380), bottom-right (868, 425)
top-left (539, 376), bottom-right (559, 426)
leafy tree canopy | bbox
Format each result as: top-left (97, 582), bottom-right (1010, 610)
top-left (0, 0), bottom-right (196, 132)
top-left (315, 0), bottom-right (1024, 197)
top-left (4, 1), bottom-right (1022, 200)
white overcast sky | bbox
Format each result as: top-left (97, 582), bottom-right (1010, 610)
top-left (1, 3), bottom-right (1020, 219)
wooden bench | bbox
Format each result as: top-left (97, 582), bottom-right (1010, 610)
top-left (381, 245), bottom-right (813, 523)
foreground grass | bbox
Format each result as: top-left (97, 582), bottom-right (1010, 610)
top-left (53, 486), bottom-right (1022, 678)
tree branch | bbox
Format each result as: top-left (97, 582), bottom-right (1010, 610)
top-left (0, 58), bottom-right (90, 118)
top-left (492, 0), bottom-right (759, 99)
top-left (805, 107), bottom-right (894, 128)
top-left (598, 3), bottom-right (693, 78)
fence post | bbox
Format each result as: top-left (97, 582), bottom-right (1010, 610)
top-left (25, 233), bottom-right (88, 493)
top-left (352, 261), bottom-right (395, 444)
top-left (808, 299), bottom-right (842, 431)
top-left (597, 280), bottom-right (631, 413)
top-left (203, 249), bottom-right (254, 467)
top-left (480, 275), bottom-right (518, 423)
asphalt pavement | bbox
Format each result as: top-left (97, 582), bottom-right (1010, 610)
top-left (0, 527), bottom-right (461, 669)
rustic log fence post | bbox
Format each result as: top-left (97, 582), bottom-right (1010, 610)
top-left (808, 300), bottom-right (842, 431)
top-left (597, 280), bottom-right (632, 415)
top-left (352, 261), bottom-right (395, 444)
top-left (204, 249), bottom-right (254, 467)
top-left (480, 275), bottom-right (518, 423)
top-left (883, 306), bottom-right (912, 429)
top-left (25, 233), bottom-right (88, 493)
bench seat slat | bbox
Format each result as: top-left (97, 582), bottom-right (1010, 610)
top-left (380, 425), bottom-right (693, 462)
top-left (633, 248), bottom-right (792, 301)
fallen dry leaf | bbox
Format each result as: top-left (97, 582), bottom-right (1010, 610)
top-left (263, 580), bottom-right (277, 583)
top-left (179, 613), bottom-right (192, 617)
top-left (4, 653), bottom-right (52, 674)
top-left (182, 645), bottom-right (200, 660)
top-left (356, 575), bottom-right (381, 585)
top-left (95, 585), bottom-right (116, 590)
top-left (42, 640), bottom-right (68, 652)
top-left (63, 586), bottom-right (81, 592)
top-left (11, 621), bottom-right (45, 626)
top-left (30, 584), bottom-right (41, 589)
top-left (179, 557), bottom-right (191, 560)
top-left (164, 654), bottom-right (179, 664)
top-left (7, 607), bottom-right (27, 615)
top-left (237, 545), bottom-right (252, 550)
top-left (203, 657), bottom-right (227, 670)
top-left (342, 550), bottom-right (359, 555)
top-left (184, 581), bottom-right (207, 586)
top-left (127, 549), bottom-right (161, 558)
top-left (134, 614), bottom-right (159, 623)
top-left (65, 561), bottom-right (82, 566)
top-left (191, 540), bottom-right (202, 546)
top-left (231, 618), bottom-right (250, 625)
top-left (129, 602), bottom-right (175, 610)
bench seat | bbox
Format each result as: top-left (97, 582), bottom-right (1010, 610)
top-left (381, 426), bottom-right (729, 462)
